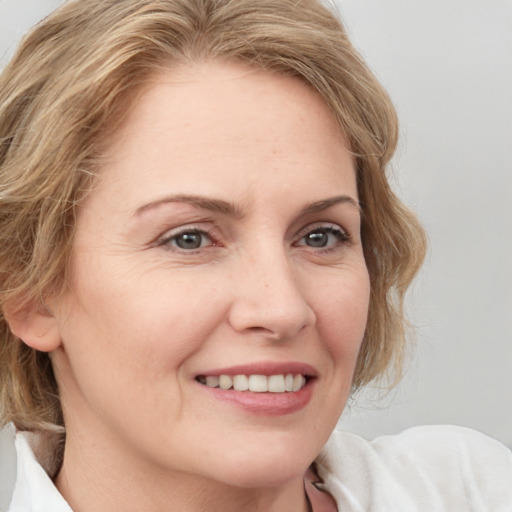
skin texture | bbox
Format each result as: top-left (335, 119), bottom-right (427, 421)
top-left (20, 61), bottom-right (370, 511)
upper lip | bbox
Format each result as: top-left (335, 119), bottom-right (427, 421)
top-left (195, 361), bottom-right (317, 377)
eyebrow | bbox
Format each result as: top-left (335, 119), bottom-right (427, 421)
top-left (134, 193), bottom-right (360, 218)
top-left (300, 195), bottom-right (361, 215)
top-left (134, 194), bottom-right (245, 218)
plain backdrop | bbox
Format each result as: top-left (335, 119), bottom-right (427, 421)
top-left (1, 0), bottom-right (511, 508)
top-left (333, 0), bottom-right (512, 447)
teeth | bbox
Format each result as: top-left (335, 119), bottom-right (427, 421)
top-left (285, 374), bottom-right (294, 392)
top-left (206, 376), bottom-right (219, 388)
top-left (249, 375), bottom-right (267, 392)
top-left (292, 374), bottom-right (305, 392)
top-left (268, 375), bottom-right (285, 393)
top-left (233, 374), bottom-right (249, 391)
top-left (219, 375), bottom-right (232, 390)
top-left (199, 373), bottom-right (308, 393)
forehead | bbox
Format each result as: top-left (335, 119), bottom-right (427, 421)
top-left (92, 60), bottom-right (356, 209)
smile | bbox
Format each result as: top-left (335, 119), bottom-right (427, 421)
top-left (196, 374), bottom-right (308, 393)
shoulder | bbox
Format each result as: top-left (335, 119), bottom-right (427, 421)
top-left (6, 429), bottom-right (71, 512)
top-left (316, 425), bottom-right (512, 511)
top-left (370, 424), bottom-right (512, 469)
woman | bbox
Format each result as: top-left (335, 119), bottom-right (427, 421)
top-left (0, 0), bottom-right (510, 510)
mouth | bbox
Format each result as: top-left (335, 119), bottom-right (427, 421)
top-left (195, 373), bottom-right (310, 393)
top-left (194, 364), bottom-right (317, 415)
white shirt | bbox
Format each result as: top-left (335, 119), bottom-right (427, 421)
top-left (6, 425), bottom-right (512, 511)
top-left (316, 425), bottom-right (512, 511)
top-left (7, 430), bottom-right (71, 512)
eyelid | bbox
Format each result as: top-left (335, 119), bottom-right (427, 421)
top-left (295, 222), bottom-right (350, 241)
top-left (292, 222), bottom-right (352, 253)
top-left (155, 223), bottom-right (218, 249)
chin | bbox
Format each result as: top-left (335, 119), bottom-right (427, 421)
top-left (200, 434), bottom-right (320, 489)
top-left (215, 459), bottom-right (310, 490)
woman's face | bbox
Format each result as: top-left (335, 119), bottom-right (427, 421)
top-left (51, 61), bottom-right (370, 487)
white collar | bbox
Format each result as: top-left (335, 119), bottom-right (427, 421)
top-left (8, 431), bottom-right (72, 512)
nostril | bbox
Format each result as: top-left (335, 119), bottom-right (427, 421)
top-left (247, 326), bottom-right (277, 336)
top-left (227, 280), bottom-right (315, 339)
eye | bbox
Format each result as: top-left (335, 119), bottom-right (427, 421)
top-left (296, 225), bottom-right (349, 249)
top-left (161, 229), bottom-right (214, 250)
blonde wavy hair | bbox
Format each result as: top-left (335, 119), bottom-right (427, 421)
top-left (0, 0), bottom-right (426, 435)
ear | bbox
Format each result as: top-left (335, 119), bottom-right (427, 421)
top-left (3, 299), bottom-right (62, 353)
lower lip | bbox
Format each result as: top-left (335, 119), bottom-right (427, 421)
top-left (196, 379), bottom-right (315, 416)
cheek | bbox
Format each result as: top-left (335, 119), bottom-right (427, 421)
top-left (314, 267), bottom-right (370, 361)
top-left (60, 263), bottom-right (230, 376)
top-left (54, 267), bottom-right (233, 430)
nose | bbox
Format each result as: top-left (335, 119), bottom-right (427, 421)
top-left (227, 250), bottom-right (316, 340)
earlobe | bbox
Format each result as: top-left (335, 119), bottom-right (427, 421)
top-left (3, 300), bottom-right (62, 353)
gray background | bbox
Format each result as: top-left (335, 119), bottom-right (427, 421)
top-left (1, 0), bottom-right (511, 508)
top-left (335, 0), bottom-right (512, 447)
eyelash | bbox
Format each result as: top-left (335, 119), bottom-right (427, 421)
top-left (158, 226), bottom-right (217, 251)
top-left (295, 224), bottom-right (350, 251)
top-left (156, 223), bottom-right (350, 253)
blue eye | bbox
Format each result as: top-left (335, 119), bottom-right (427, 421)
top-left (166, 230), bottom-right (212, 250)
top-left (299, 226), bottom-right (349, 249)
